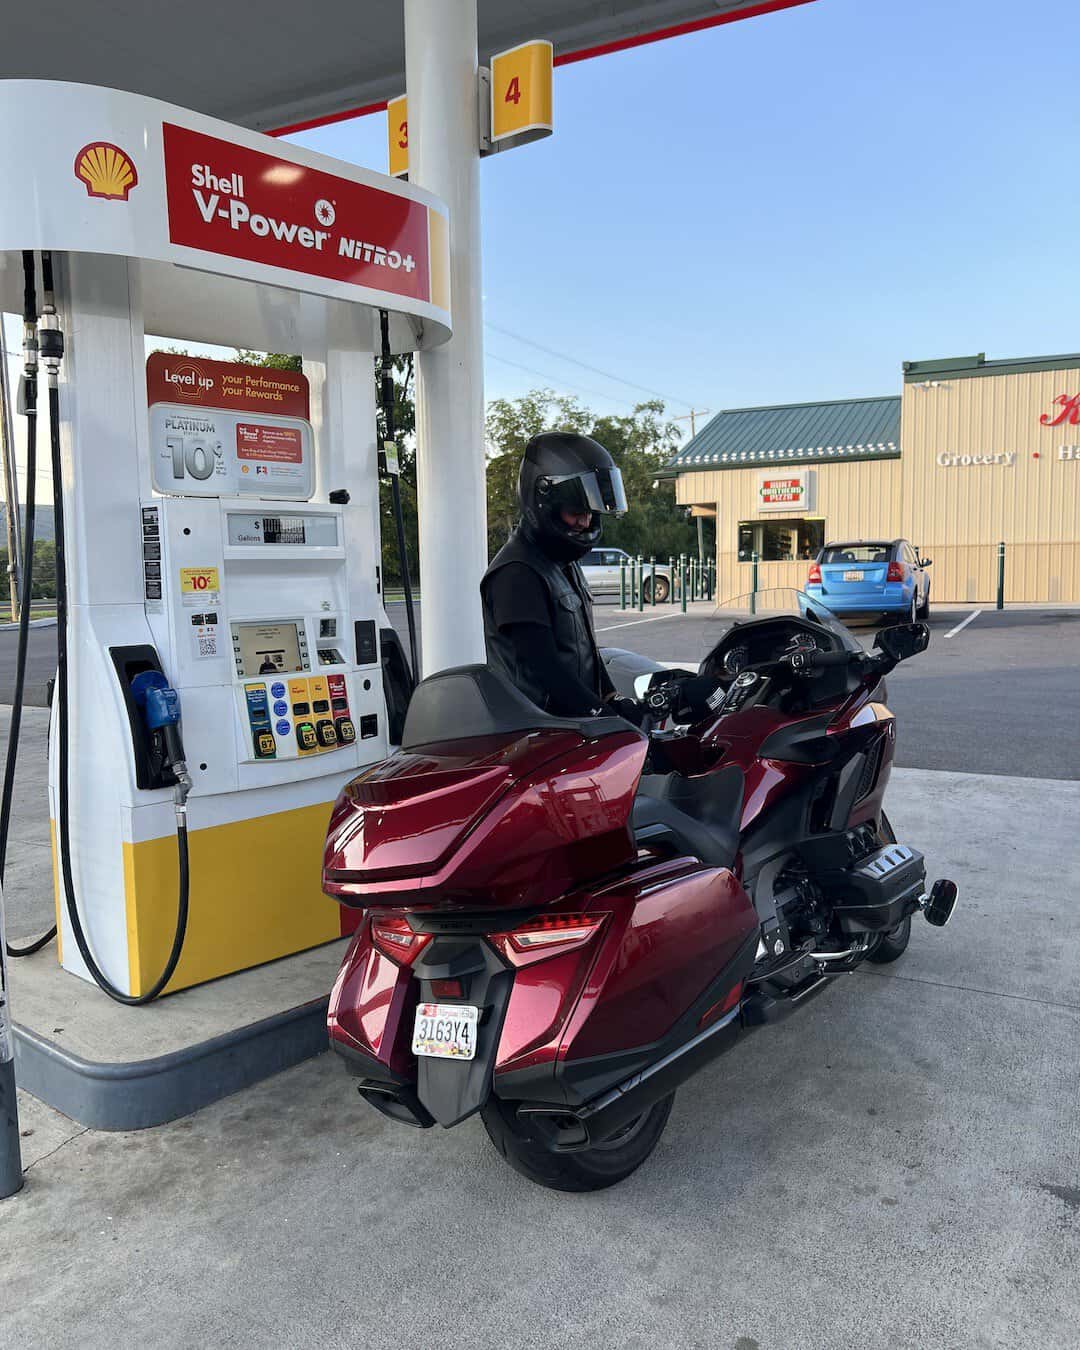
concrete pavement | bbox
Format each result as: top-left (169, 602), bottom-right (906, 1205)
top-left (2, 766), bottom-right (1078, 1350)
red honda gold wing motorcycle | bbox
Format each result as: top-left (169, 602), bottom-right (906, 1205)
top-left (323, 589), bottom-right (956, 1191)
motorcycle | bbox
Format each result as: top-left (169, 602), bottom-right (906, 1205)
top-left (322, 588), bottom-right (957, 1191)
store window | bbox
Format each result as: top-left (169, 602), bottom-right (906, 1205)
top-left (738, 518), bottom-right (824, 562)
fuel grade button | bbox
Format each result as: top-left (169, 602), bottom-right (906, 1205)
top-left (335, 718), bottom-right (356, 745)
top-left (295, 721), bottom-right (318, 751)
top-left (316, 719), bottom-right (338, 748)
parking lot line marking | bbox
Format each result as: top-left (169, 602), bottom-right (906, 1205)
top-left (945, 609), bottom-right (982, 639)
top-left (596, 612), bottom-right (685, 633)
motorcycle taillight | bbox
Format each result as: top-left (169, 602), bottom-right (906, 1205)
top-left (370, 914), bottom-right (432, 966)
top-left (490, 913), bottom-right (607, 968)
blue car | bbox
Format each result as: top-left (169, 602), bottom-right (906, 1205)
top-left (806, 538), bottom-right (931, 622)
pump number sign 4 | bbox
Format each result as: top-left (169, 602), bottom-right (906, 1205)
top-left (412, 1003), bottom-right (479, 1061)
top-left (490, 40), bottom-right (553, 146)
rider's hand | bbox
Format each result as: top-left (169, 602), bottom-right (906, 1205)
top-left (607, 696), bottom-right (646, 727)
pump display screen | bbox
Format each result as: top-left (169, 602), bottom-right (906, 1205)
top-left (232, 621), bottom-right (307, 677)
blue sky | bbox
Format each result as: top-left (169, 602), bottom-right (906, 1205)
top-left (288, 0), bottom-right (1080, 424)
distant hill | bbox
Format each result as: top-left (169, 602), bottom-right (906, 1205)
top-left (0, 504), bottom-right (55, 544)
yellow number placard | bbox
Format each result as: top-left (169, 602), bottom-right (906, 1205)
top-left (387, 93), bottom-right (408, 179)
top-left (490, 40), bottom-right (553, 145)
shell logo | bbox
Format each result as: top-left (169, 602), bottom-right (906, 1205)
top-left (73, 142), bottom-right (138, 201)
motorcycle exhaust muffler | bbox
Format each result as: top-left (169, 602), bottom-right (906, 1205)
top-left (515, 1004), bottom-right (744, 1153)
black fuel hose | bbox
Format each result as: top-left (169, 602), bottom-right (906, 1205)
top-left (1, 252), bottom-right (57, 957)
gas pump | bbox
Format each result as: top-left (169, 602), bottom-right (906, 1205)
top-left (0, 80), bottom-right (451, 1001)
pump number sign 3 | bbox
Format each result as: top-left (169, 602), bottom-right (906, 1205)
top-left (412, 1003), bottom-right (479, 1061)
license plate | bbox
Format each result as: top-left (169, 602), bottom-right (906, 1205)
top-left (843, 570), bottom-right (864, 582)
top-left (412, 1003), bottom-right (479, 1061)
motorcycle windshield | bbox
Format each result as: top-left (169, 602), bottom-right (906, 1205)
top-left (699, 587), bottom-right (861, 669)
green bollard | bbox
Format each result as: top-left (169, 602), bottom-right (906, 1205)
top-left (996, 540), bottom-right (1006, 611)
top-left (619, 556), bottom-right (626, 609)
top-left (650, 557), bottom-right (657, 608)
top-left (750, 552), bottom-right (759, 615)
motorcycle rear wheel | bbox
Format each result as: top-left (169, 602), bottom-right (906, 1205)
top-left (480, 1093), bottom-right (674, 1192)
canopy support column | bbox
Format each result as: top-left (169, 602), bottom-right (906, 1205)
top-left (404, 0), bottom-right (487, 676)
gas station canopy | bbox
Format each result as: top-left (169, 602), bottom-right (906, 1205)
top-left (1, 0), bottom-right (809, 132)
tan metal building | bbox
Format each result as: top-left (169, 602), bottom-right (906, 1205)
top-left (669, 351), bottom-right (1080, 605)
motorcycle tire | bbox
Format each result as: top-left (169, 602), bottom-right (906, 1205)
top-left (480, 1093), bottom-right (675, 1192)
top-left (866, 810), bottom-right (912, 964)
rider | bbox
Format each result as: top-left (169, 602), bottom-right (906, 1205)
top-left (481, 432), bottom-right (642, 722)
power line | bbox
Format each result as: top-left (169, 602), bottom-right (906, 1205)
top-left (486, 351), bottom-right (637, 408)
top-left (485, 320), bottom-right (698, 410)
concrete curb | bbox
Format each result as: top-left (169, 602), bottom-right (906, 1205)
top-left (13, 997), bottom-right (331, 1131)
top-left (0, 615), bottom-right (57, 630)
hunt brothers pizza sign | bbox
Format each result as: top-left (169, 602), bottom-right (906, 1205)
top-left (758, 472), bottom-right (810, 511)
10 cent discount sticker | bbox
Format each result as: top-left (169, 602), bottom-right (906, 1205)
top-left (179, 566), bottom-right (221, 607)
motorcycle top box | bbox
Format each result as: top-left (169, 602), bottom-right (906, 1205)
top-left (324, 590), bottom-right (955, 1192)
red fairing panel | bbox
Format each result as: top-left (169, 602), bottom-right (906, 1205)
top-left (325, 730), bottom-right (648, 912)
top-left (495, 861), bottom-right (758, 1077)
top-left (327, 921), bottom-right (415, 1078)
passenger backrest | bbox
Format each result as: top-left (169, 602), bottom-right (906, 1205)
top-left (400, 663), bottom-right (630, 750)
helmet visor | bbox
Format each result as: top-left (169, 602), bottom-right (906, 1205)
top-left (544, 467), bottom-right (628, 516)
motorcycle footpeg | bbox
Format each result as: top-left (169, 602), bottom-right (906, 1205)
top-left (923, 879), bottom-right (958, 928)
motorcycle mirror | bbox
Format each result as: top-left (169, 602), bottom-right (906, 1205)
top-left (874, 622), bottom-right (930, 662)
top-left (633, 672), bottom-right (654, 700)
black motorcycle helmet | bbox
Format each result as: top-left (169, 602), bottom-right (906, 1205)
top-left (519, 432), bottom-right (628, 562)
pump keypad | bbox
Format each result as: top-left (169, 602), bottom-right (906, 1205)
top-left (243, 673), bottom-right (359, 761)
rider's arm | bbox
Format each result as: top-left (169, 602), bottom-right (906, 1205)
top-left (503, 622), bottom-right (608, 716)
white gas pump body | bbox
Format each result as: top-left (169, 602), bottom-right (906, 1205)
top-left (0, 81), bottom-right (451, 995)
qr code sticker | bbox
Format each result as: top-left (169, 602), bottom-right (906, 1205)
top-left (194, 627), bottom-right (219, 660)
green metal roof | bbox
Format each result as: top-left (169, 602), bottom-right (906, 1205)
top-left (667, 395), bottom-right (901, 473)
top-left (903, 351), bottom-right (1080, 382)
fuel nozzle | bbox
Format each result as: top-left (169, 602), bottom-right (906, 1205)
top-left (130, 670), bottom-right (192, 820)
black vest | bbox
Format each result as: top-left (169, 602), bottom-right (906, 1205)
top-left (481, 525), bottom-right (604, 712)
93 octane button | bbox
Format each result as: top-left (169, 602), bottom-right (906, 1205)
top-left (412, 1002), bottom-right (479, 1061)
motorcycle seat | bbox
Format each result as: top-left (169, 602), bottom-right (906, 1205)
top-left (632, 765), bottom-right (743, 871)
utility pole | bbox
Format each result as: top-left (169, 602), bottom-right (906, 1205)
top-left (0, 324), bottom-right (20, 623)
top-left (672, 408), bottom-right (709, 440)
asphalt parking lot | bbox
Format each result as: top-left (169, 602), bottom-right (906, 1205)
top-left (4, 602), bottom-right (1076, 779)
top-left (589, 602), bottom-right (1080, 781)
